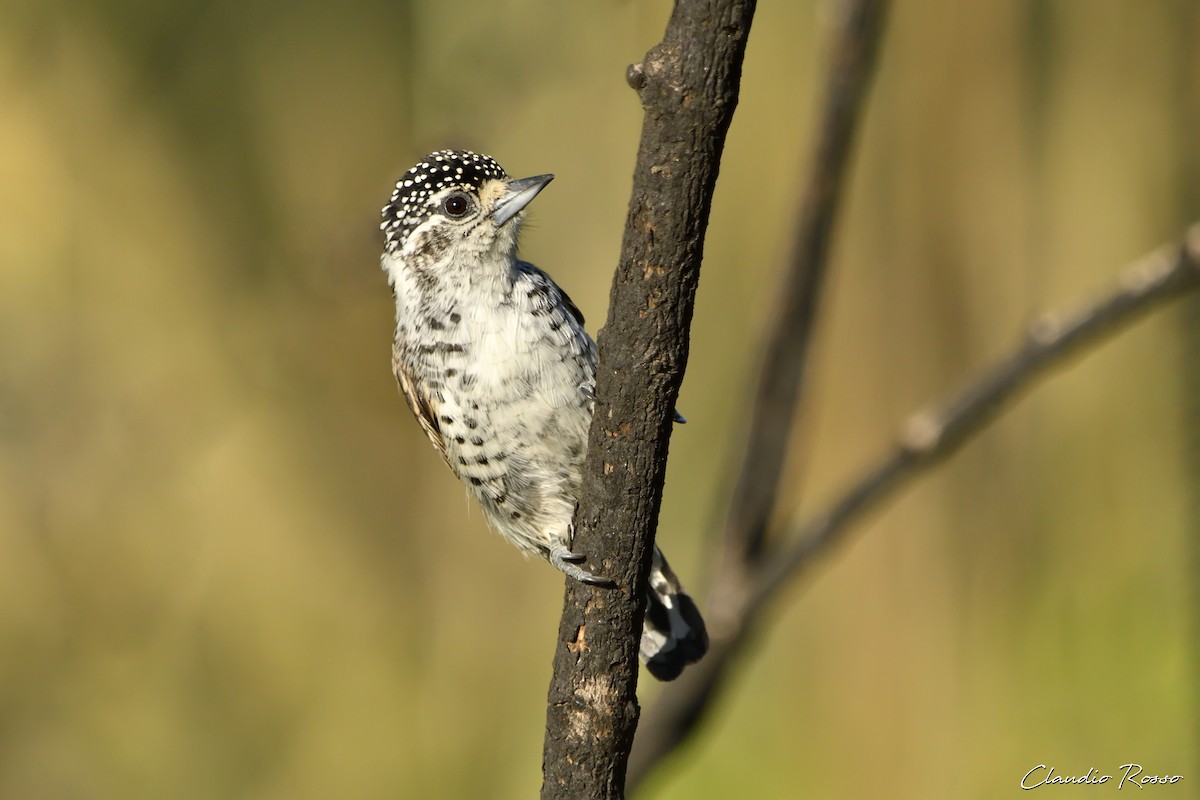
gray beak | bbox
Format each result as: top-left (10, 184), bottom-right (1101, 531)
top-left (492, 173), bottom-right (554, 226)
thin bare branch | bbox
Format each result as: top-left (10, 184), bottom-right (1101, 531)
top-left (630, 224), bottom-right (1200, 791)
top-left (753, 226), bottom-right (1200, 606)
top-left (722, 0), bottom-right (887, 566)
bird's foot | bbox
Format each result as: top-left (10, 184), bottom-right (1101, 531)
top-left (549, 545), bottom-right (615, 587)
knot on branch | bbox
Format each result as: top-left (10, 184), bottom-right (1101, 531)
top-left (626, 62), bottom-right (646, 91)
top-left (629, 44), bottom-right (683, 101)
top-left (900, 411), bottom-right (943, 454)
top-left (1027, 312), bottom-right (1064, 346)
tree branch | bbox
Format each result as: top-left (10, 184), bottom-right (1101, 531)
top-left (754, 225), bottom-right (1200, 606)
top-left (721, 0), bottom-right (887, 567)
top-left (539, 2), bottom-right (757, 799)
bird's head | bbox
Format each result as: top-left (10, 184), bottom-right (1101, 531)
top-left (381, 150), bottom-right (553, 279)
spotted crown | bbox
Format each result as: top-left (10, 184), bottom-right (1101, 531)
top-left (381, 150), bottom-right (508, 251)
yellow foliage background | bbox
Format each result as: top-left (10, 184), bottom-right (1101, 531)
top-left (0, 1), bottom-right (1195, 797)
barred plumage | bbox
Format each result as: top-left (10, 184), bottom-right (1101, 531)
top-left (380, 149), bottom-right (707, 680)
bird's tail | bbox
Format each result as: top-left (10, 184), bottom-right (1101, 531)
top-left (640, 547), bottom-right (708, 681)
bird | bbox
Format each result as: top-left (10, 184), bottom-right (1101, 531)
top-left (379, 149), bottom-right (708, 680)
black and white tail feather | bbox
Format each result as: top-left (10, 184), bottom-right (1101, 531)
top-left (642, 547), bottom-right (708, 680)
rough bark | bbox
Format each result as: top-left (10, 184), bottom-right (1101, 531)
top-left (539, 2), bottom-right (757, 798)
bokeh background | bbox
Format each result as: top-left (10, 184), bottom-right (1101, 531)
top-left (1, 0), bottom-right (1197, 797)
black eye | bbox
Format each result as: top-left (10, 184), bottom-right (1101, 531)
top-left (442, 193), bottom-right (471, 218)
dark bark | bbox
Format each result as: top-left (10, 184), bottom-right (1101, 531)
top-left (539, 2), bottom-right (757, 798)
top-left (542, 0), bottom-right (1200, 793)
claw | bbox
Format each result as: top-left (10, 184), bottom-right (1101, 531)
top-left (549, 545), bottom-right (615, 587)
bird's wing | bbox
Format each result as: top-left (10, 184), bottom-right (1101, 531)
top-left (516, 259), bottom-right (586, 328)
top-left (393, 358), bottom-right (447, 460)
top-left (557, 284), bottom-right (586, 328)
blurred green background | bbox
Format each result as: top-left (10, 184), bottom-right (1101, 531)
top-left (1, 0), bottom-right (1196, 797)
